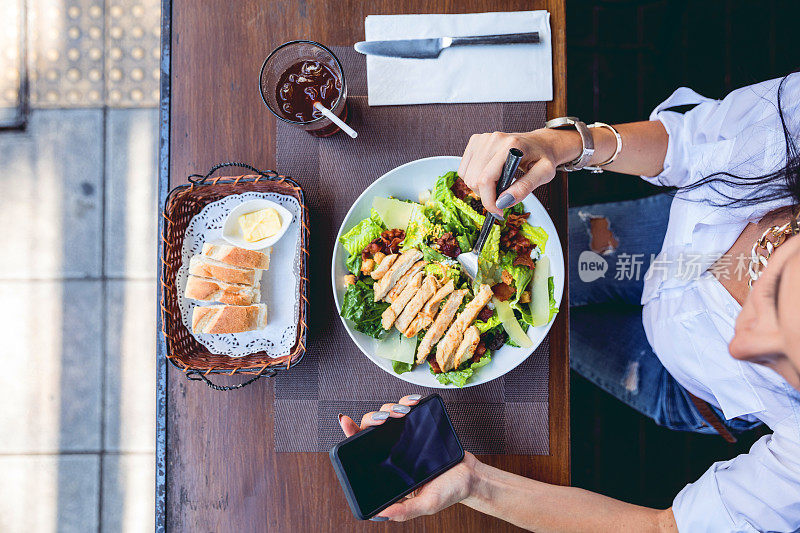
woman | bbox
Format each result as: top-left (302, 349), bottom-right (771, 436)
top-left (339, 74), bottom-right (800, 531)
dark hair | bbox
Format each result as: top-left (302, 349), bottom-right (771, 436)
top-left (677, 73), bottom-right (800, 208)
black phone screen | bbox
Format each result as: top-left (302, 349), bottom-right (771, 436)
top-left (334, 396), bottom-right (463, 518)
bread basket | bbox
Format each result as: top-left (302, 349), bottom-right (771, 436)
top-left (160, 162), bottom-right (309, 390)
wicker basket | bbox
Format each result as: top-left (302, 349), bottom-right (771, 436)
top-left (160, 163), bottom-right (309, 390)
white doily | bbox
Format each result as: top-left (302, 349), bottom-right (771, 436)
top-left (177, 192), bottom-right (302, 357)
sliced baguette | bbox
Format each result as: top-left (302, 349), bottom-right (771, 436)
top-left (192, 304), bottom-right (268, 334)
top-left (184, 275), bottom-right (261, 305)
top-left (188, 255), bottom-right (260, 286)
top-left (202, 240), bottom-right (270, 270)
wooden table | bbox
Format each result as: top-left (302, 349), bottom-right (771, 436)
top-left (156, 1), bottom-right (569, 531)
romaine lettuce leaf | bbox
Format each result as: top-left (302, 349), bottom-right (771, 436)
top-left (392, 360), bottom-right (414, 374)
top-left (432, 172), bottom-right (470, 234)
top-left (424, 261), bottom-right (461, 284)
top-left (420, 243), bottom-right (447, 263)
top-left (434, 353), bottom-right (491, 388)
top-left (340, 280), bottom-right (390, 339)
top-left (474, 313), bottom-right (501, 334)
top-left (370, 207), bottom-right (387, 230)
top-left (548, 275), bottom-right (559, 320)
top-left (401, 204), bottom-right (432, 250)
top-left (339, 218), bottom-right (383, 256)
top-left (521, 223), bottom-right (548, 254)
top-left (478, 225), bottom-right (501, 275)
top-left (345, 252), bottom-right (362, 276)
top-left (451, 196), bottom-right (485, 229)
top-left (500, 252), bottom-right (533, 308)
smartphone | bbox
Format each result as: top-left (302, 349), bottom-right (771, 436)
top-left (329, 394), bottom-right (465, 520)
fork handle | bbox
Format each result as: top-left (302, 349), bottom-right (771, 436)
top-left (472, 148), bottom-right (523, 254)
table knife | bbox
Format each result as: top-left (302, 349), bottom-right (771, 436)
top-left (354, 32), bottom-right (540, 59)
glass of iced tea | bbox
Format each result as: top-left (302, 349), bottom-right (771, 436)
top-left (259, 40), bottom-right (348, 137)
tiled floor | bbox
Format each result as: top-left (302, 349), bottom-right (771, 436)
top-left (0, 1), bottom-right (159, 531)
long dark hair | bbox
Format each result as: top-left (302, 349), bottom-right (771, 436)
top-left (677, 73), bottom-right (800, 208)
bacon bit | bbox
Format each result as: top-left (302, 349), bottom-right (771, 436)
top-left (500, 225), bottom-right (534, 256)
top-left (427, 353), bottom-right (443, 374)
top-left (513, 254), bottom-right (536, 269)
top-left (505, 211), bottom-right (530, 229)
top-left (491, 282), bottom-right (515, 302)
top-left (451, 176), bottom-right (477, 201)
top-left (381, 229), bottom-right (405, 254)
top-left (501, 269), bottom-right (514, 285)
top-left (363, 229), bottom-right (406, 257)
top-left (435, 232), bottom-right (461, 258)
top-left (477, 307), bottom-right (494, 322)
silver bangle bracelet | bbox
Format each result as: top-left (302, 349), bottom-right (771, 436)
top-left (584, 122), bottom-right (623, 173)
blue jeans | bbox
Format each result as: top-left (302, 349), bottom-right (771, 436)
top-left (568, 193), bottom-right (759, 435)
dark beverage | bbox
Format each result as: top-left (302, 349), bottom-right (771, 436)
top-left (275, 60), bottom-right (342, 122)
top-left (259, 41), bottom-right (349, 137)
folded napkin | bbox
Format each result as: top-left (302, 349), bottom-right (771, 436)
top-left (364, 11), bottom-right (552, 106)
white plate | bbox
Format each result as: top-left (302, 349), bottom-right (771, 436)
top-left (331, 156), bottom-right (564, 388)
top-left (222, 199), bottom-right (293, 250)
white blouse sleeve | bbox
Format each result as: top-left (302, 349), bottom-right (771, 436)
top-left (644, 74), bottom-right (800, 188)
top-left (672, 432), bottom-right (800, 532)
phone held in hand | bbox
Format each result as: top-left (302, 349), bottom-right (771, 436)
top-left (329, 394), bottom-right (465, 520)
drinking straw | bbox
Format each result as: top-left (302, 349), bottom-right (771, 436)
top-left (313, 102), bottom-right (358, 138)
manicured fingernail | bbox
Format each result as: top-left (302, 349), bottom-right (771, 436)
top-left (496, 193), bottom-right (515, 209)
top-left (407, 394), bottom-right (422, 401)
top-left (372, 411), bottom-right (390, 421)
top-left (370, 516), bottom-right (389, 521)
top-left (392, 404), bottom-right (411, 414)
top-left (337, 413), bottom-right (344, 423)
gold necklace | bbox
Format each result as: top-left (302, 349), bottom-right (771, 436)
top-left (748, 208), bottom-right (800, 288)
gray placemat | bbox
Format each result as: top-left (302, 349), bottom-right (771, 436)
top-left (273, 47), bottom-right (550, 454)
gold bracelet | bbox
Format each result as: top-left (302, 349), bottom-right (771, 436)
top-left (584, 122), bottom-right (622, 173)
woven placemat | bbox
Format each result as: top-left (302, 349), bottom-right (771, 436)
top-left (273, 47), bottom-right (551, 454)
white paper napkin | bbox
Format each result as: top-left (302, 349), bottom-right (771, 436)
top-left (364, 11), bottom-right (552, 106)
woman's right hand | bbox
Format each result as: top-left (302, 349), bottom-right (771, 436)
top-left (458, 129), bottom-right (580, 216)
top-left (337, 395), bottom-right (480, 522)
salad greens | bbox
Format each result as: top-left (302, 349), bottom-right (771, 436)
top-left (339, 171), bottom-right (559, 387)
top-left (340, 279), bottom-right (389, 339)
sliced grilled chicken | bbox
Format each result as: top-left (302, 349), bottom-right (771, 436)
top-left (370, 253), bottom-right (397, 280)
top-left (435, 284), bottom-right (493, 370)
top-left (395, 275), bottom-right (438, 333)
top-left (449, 326), bottom-right (481, 371)
top-left (373, 249), bottom-right (423, 301)
top-left (385, 260), bottom-right (425, 303)
top-left (381, 271), bottom-right (423, 330)
top-left (416, 289), bottom-right (467, 364)
top-left (420, 279), bottom-right (454, 320)
top-left (403, 314), bottom-right (433, 338)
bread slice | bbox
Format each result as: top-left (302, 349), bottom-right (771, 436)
top-left (184, 275), bottom-right (261, 305)
top-left (188, 255), bottom-right (260, 286)
top-left (192, 304), bottom-right (268, 334)
top-left (202, 240), bottom-right (270, 270)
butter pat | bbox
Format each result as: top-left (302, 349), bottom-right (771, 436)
top-left (239, 208), bottom-right (282, 242)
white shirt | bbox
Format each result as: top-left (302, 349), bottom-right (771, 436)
top-left (641, 74), bottom-right (800, 532)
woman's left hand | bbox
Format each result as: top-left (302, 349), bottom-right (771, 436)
top-left (337, 394), bottom-right (479, 522)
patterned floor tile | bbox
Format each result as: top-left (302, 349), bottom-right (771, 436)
top-left (104, 108), bottom-right (158, 278)
top-left (104, 280), bottom-right (157, 453)
top-left (0, 454), bottom-right (100, 533)
top-left (0, 280), bottom-right (103, 454)
top-left (101, 453), bottom-right (155, 533)
top-left (105, 0), bottom-right (160, 107)
top-left (0, 109), bottom-right (103, 279)
top-left (28, 0), bottom-right (106, 107)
